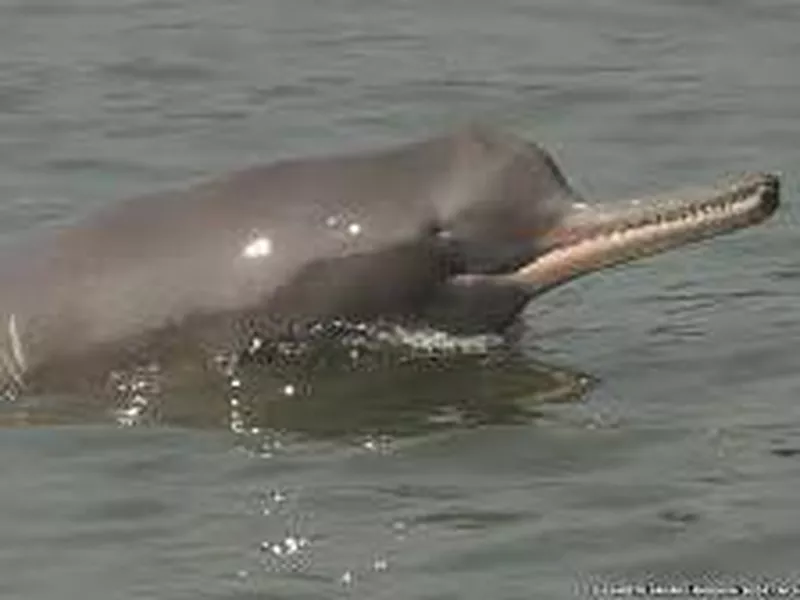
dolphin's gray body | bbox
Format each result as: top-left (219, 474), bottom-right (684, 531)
top-left (0, 127), bottom-right (780, 394)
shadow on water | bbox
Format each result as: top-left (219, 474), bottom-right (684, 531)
top-left (1, 325), bottom-right (593, 439)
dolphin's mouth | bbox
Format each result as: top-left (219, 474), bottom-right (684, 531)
top-left (510, 172), bottom-right (780, 291)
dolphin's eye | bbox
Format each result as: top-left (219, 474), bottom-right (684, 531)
top-left (425, 220), bottom-right (453, 241)
top-left (426, 223), bottom-right (467, 273)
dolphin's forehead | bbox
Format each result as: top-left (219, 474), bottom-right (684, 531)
top-left (429, 128), bottom-right (576, 224)
top-left (419, 128), bottom-right (579, 277)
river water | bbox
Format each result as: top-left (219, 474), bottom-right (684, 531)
top-left (0, 0), bottom-right (798, 598)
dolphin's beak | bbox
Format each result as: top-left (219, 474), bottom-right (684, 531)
top-left (508, 172), bottom-right (780, 293)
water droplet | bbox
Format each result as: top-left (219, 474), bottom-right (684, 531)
top-left (373, 558), bottom-right (388, 572)
top-left (249, 336), bottom-right (264, 353)
top-left (392, 520), bottom-right (408, 540)
top-left (285, 536), bottom-right (300, 554)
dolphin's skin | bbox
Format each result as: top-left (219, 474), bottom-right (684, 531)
top-left (0, 127), bottom-right (780, 394)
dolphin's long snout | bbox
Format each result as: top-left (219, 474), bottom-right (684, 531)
top-left (510, 171), bottom-right (781, 293)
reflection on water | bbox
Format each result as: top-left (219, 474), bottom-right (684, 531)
top-left (1, 324), bottom-right (592, 438)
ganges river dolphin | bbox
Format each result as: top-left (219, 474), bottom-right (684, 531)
top-left (0, 127), bottom-right (780, 395)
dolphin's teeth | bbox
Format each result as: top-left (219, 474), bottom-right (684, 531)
top-left (520, 174), bottom-right (775, 290)
top-left (546, 172), bottom-right (775, 281)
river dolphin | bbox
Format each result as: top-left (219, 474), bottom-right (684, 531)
top-left (0, 127), bottom-right (780, 394)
